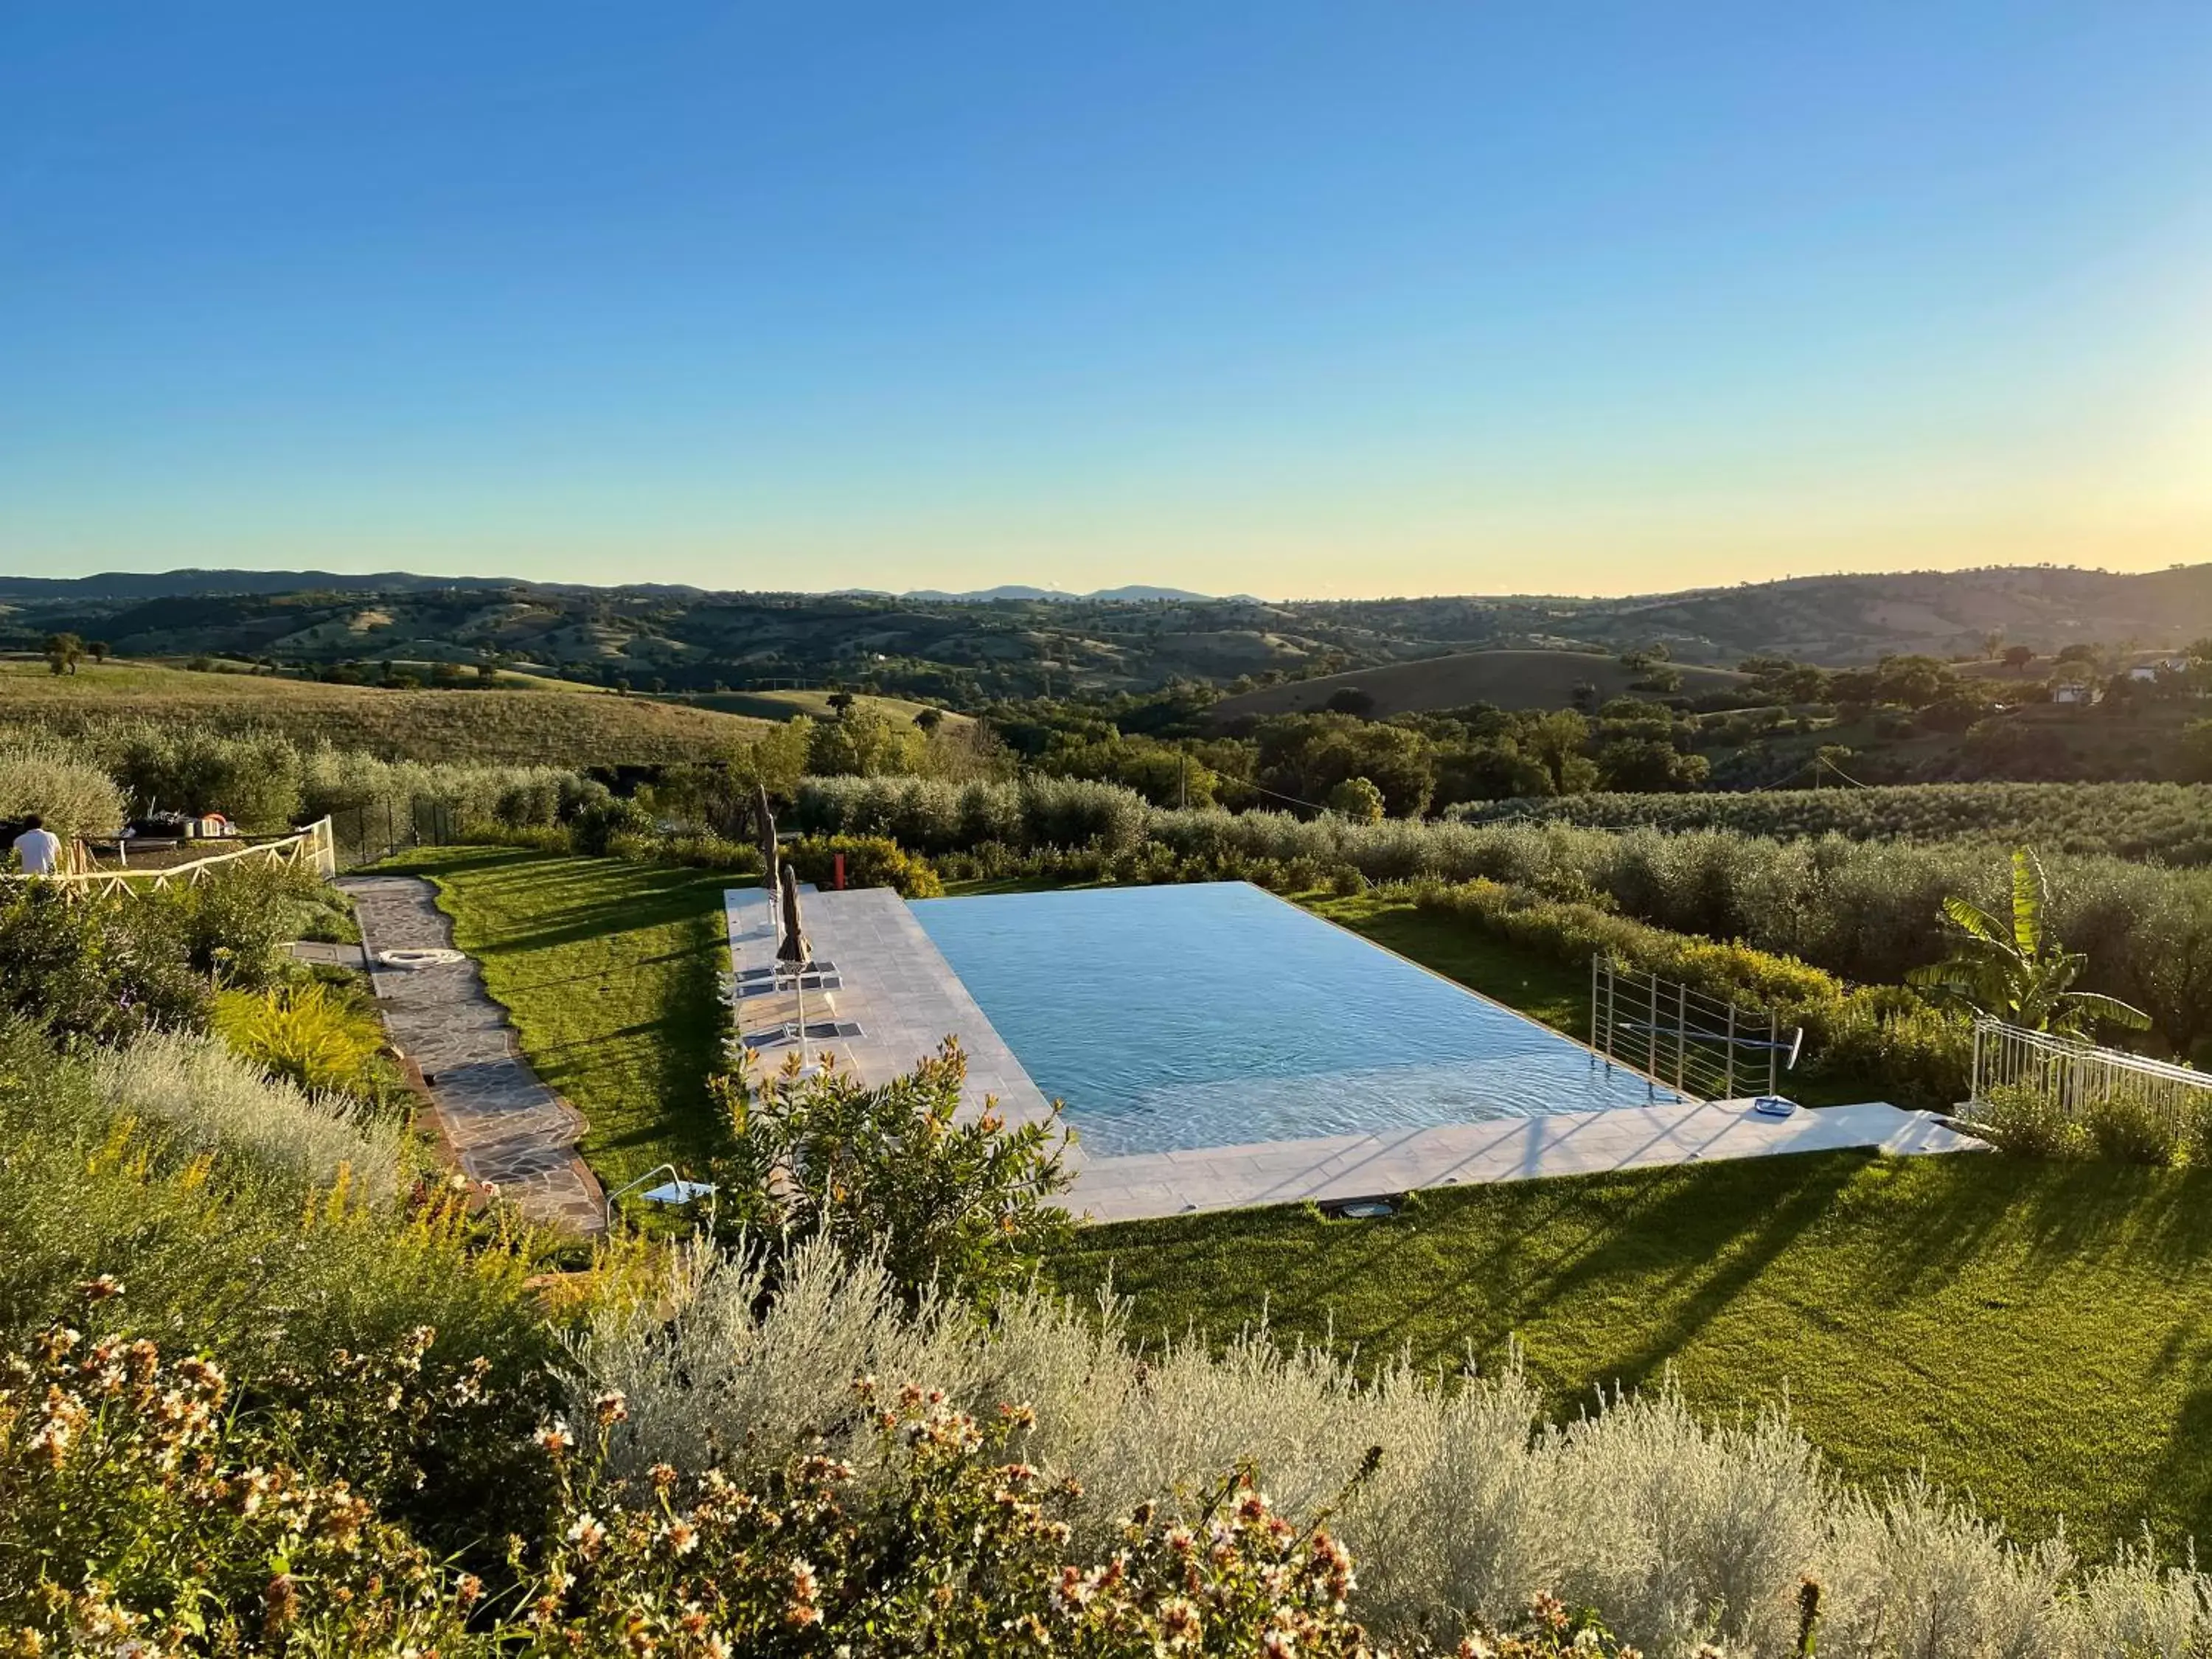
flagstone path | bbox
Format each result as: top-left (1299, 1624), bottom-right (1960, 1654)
top-left (343, 874), bottom-right (606, 1234)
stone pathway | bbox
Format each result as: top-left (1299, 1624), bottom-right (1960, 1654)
top-left (343, 874), bottom-right (606, 1234)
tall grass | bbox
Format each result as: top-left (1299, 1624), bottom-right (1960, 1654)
top-left (88, 1028), bottom-right (403, 1200)
top-left (584, 1234), bottom-right (2212, 1658)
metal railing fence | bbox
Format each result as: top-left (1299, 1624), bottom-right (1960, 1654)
top-left (1588, 955), bottom-right (1793, 1103)
top-left (1969, 1018), bottom-right (2212, 1129)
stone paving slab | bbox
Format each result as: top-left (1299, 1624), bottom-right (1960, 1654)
top-left (344, 874), bottom-right (606, 1234)
top-left (289, 939), bottom-right (369, 969)
top-left (1072, 1098), bottom-right (1983, 1223)
top-left (726, 886), bottom-right (1065, 1146)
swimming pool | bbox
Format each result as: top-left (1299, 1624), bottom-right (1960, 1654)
top-left (909, 883), bottom-right (1678, 1157)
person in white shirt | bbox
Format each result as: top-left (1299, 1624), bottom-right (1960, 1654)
top-left (11, 815), bottom-right (62, 876)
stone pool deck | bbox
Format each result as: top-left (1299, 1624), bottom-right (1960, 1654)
top-left (724, 886), bottom-right (1061, 1133)
top-left (1071, 1099), bottom-right (1982, 1223)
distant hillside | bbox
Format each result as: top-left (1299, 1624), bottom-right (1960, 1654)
top-left (5, 563), bottom-right (2208, 704)
top-left (0, 658), bottom-right (771, 765)
top-left (1206, 649), bottom-right (1745, 722)
top-left (1300, 565), bottom-right (2212, 667)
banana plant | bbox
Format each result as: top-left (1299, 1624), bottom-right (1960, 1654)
top-left (1905, 846), bottom-right (2152, 1037)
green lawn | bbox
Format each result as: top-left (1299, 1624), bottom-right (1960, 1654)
top-left (1051, 1151), bottom-right (2212, 1557)
top-left (372, 857), bottom-right (2211, 1553)
top-left (383, 846), bottom-right (742, 1191)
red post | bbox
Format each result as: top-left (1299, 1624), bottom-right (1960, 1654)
top-left (832, 852), bottom-right (846, 891)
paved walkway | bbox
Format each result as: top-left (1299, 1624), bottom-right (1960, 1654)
top-left (344, 874), bottom-right (606, 1234)
top-left (1072, 1098), bottom-right (1982, 1223)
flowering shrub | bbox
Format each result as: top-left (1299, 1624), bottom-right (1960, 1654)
top-left (0, 883), bottom-right (209, 1043)
top-left (0, 1306), bottom-right (476, 1658)
top-left (710, 1040), bottom-right (1074, 1305)
top-left (526, 1380), bottom-right (1383, 1658)
top-left (784, 832), bottom-right (944, 897)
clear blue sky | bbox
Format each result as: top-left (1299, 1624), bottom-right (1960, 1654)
top-left (4, 4), bottom-right (2209, 598)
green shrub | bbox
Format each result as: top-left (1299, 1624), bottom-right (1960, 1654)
top-left (212, 978), bottom-right (388, 1098)
top-left (109, 723), bottom-right (303, 830)
top-left (1410, 877), bottom-right (1975, 1107)
top-left (604, 828), bottom-right (767, 874)
top-left (0, 1024), bottom-right (564, 1559)
top-left (1958, 1082), bottom-right (2089, 1159)
top-left (785, 832), bottom-right (944, 897)
top-left (1327, 775), bottom-right (1387, 823)
top-left (2083, 1093), bottom-right (2187, 1166)
top-left (1413, 877), bottom-right (1843, 1012)
top-left (709, 1040), bottom-right (1074, 1307)
top-left (0, 735), bottom-right (125, 838)
top-left (567, 795), bottom-right (653, 855)
top-left (158, 858), bottom-right (321, 989)
top-left (1805, 987), bottom-right (1973, 1108)
top-left (0, 883), bottom-right (209, 1042)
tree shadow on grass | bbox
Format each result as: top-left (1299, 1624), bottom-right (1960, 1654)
top-left (639, 900), bottom-right (733, 1176)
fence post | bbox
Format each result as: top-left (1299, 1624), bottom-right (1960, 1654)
top-left (1725, 1001), bottom-right (1736, 1100)
top-left (1675, 981), bottom-right (1688, 1093)
top-left (1589, 953), bottom-right (1599, 1065)
top-left (1646, 970), bottom-right (1658, 1102)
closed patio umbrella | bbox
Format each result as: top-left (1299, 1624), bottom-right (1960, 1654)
top-left (777, 862), bottom-right (811, 967)
top-left (776, 863), bottom-right (818, 1071)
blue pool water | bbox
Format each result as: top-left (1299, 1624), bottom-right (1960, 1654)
top-left (909, 883), bottom-right (1676, 1157)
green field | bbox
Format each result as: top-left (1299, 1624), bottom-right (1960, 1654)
top-left (658, 687), bottom-right (969, 726)
top-left (1051, 1151), bottom-right (2212, 1557)
top-left (380, 846), bottom-right (742, 1191)
top-left (1206, 648), bottom-right (1746, 722)
top-left (0, 657), bottom-right (771, 765)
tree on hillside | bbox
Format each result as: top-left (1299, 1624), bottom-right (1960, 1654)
top-left (1905, 847), bottom-right (2151, 1039)
top-left (43, 633), bottom-right (83, 675)
top-left (1594, 738), bottom-right (1709, 793)
top-left (2002, 644), bottom-right (2036, 669)
top-left (913, 706), bottom-right (945, 734)
top-left (1520, 709), bottom-right (1598, 796)
top-left (827, 689), bottom-right (857, 714)
top-left (86, 641), bottom-right (110, 664)
top-left (1324, 686), bottom-right (1377, 718)
top-left (1325, 776), bottom-right (1385, 823)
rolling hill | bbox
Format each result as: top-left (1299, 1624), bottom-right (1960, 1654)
top-left (1205, 649), bottom-right (1746, 722)
top-left (6, 564), bottom-right (2209, 709)
top-left (0, 658), bottom-right (771, 765)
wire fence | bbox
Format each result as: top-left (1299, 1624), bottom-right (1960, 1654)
top-left (1970, 1018), bottom-right (2212, 1130)
top-left (327, 799), bottom-right (476, 870)
top-left (1588, 955), bottom-right (1794, 1103)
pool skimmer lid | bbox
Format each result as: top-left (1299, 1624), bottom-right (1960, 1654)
top-left (1751, 1096), bottom-right (1799, 1119)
